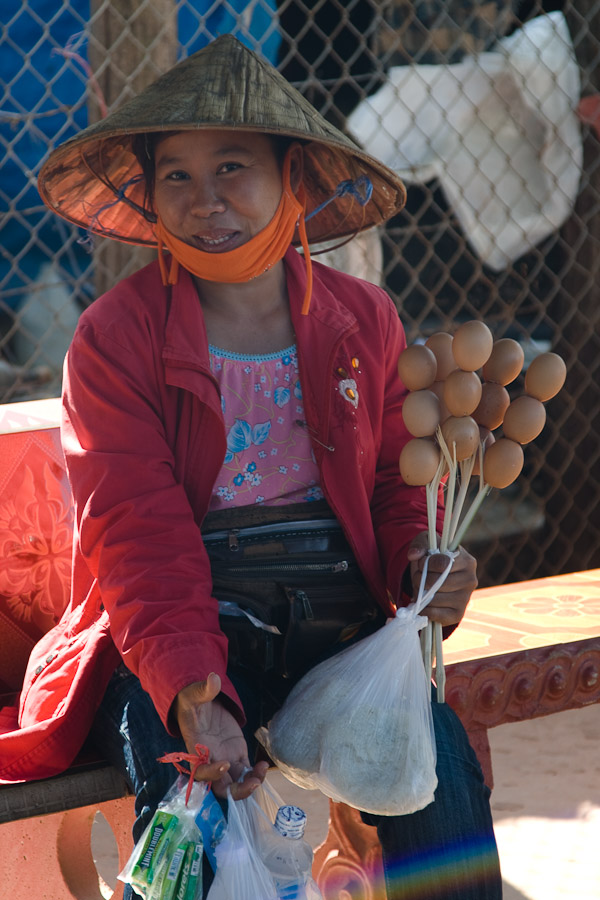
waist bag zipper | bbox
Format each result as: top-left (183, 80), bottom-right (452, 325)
top-left (294, 590), bottom-right (314, 620)
top-left (215, 559), bottom-right (350, 576)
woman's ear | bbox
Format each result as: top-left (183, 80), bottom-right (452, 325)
top-left (288, 143), bottom-right (304, 193)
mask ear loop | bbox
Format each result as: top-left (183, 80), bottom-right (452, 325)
top-left (156, 225), bottom-right (179, 286)
top-left (296, 183), bottom-right (313, 316)
top-left (283, 144), bottom-right (313, 316)
top-left (301, 174), bottom-right (373, 294)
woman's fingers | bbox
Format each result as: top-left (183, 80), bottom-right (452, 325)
top-left (423, 593), bottom-right (470, 625)
top-left (189, 759), bottom-right (231, 784)
top-left (227, 761), bottom-right (270, 801)
top-left (416, 548), bottom-right (477, 591)
top-left (408, 541), bottom-right (477, 626)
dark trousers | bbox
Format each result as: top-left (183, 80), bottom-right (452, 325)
top-left (91, 663), bottom-right (502, 899)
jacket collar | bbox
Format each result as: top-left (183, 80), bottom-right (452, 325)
top-left (285, 247), bottom-right (358, 453)
top-left (159, 248), bottom-right (358, 428)
top-left (162, 268), bottom-right (211, 372)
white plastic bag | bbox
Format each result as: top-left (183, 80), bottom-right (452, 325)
top-left (206, 786), bottom-right (279, 900)
top-left (257, 555), bottom-right (457, 816)
top-left (207, 777), bottom-right (323, 900)
top-left (347, 12), bottom-right (582, 270)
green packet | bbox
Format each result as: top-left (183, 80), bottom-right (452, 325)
top-left (147, 838), bottom-right (203, 900)
top-left (119, 776), bottom-right (207, 899)
top-left (176, 840), bottom-right (203, 900)
top-left (130, 810), bottom-right (180, 888)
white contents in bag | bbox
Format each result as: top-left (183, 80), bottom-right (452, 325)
top-left (257, 555), bottom-right (455, 815)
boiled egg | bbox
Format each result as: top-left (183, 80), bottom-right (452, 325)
top-left (473, 382), bottom-right (510, 430)
top-left (440, 416), bottom-right (480, 462)
top-left (443, 370), bottom-right (483, 417)
top-left (402, 390), bottom-right (441, 437)
top-left (399, 439), bottom-right (441, 485)
top-left (397, 344), bottom-right (438, 391)
top-left (502, 396), bottom-right (546, 444)
top-left (482, 338), bottom-right (525, 386)
top-left (524, 352), bottom-right (567, 402)
top-left (425, 332), bottom-right (458, 381)
top-left (482, 438), bottom-right (524, 489)
top-left (452, 320), bottom-right (493, 371)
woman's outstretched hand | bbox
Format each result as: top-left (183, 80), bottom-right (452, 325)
top-left (407, 532), bottom-right (478, 626)
top-left (174, 672), bottom-right (269, 799)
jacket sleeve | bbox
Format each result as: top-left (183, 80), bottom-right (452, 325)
top-left (62, 312), bottom-right (244, 732)
top-left (370, 295), bottom-right (445, 606)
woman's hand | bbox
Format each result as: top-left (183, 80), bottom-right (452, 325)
top-left (407, 532), bottom-right (478, 627)
top-left (174, 673), bottom-right (268, 799)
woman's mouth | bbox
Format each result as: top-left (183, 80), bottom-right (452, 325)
top-left (193, 231), bottom-right (239, 252)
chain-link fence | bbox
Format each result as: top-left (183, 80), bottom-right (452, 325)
top-left (2, 0), bottom-right (599, 586)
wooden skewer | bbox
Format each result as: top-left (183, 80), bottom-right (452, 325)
top-left (434, 621), bottom-right (446, 702)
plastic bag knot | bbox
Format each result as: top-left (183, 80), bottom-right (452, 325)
top-left (158, 743), bottom-right (210, 805)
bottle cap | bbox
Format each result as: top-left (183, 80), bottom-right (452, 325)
top-left (274, 805), bottom-right (307, 839)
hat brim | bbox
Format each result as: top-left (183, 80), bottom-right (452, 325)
top-left (38, 35), bottom-right (406, 246)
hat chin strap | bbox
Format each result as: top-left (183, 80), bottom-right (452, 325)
top-left (155, 147), bottom-right (314, 315)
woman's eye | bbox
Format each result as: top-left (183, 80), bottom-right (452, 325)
top-left (219, 162), bottom-right (242, 174)
top-left (166, 170), bottom-right (189, 181)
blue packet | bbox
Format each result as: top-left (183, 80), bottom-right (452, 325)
top-left (194, 788), bottom-right (227, 871)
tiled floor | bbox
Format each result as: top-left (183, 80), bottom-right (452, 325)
top-left (489, 704), bottom-right (600, 900)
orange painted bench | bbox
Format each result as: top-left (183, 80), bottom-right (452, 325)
top-left (1, 398), bottom-right (599, 899)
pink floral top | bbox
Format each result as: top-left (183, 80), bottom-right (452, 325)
top-left (208, 344), bottom-right (323, 509)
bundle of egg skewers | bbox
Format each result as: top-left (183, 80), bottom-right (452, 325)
top-left (397, 321), bottom-right (566, 701)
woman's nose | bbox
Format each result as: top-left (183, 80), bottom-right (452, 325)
top-left (189, 179), bottom-right (226, 217)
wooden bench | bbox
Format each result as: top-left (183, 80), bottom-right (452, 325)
top-left (1, 398), bottom-right (599, 900)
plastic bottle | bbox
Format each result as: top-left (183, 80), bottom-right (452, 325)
top-left (261, 806), bottom-right (322, 900)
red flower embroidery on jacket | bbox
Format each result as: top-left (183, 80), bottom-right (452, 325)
top-left (0, 462), bottom-right (73, 622)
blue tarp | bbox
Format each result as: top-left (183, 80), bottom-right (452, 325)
top-left (1, 0), bottom-right (281, 309)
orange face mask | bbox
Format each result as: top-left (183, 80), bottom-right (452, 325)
top-left (155, 146), bottom-right (314, 315)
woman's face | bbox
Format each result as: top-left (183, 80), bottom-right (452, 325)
top-left (153, 130), bottom-right (285, 253)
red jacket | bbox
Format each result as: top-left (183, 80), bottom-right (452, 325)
top-left (0, 248), bottom-right (433, 782)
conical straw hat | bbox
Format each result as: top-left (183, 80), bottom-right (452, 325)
top-left (38, 34), bottom-right (406, 246)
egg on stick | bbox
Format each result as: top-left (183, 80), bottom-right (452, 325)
top-left (402, 390), bottom-right (441, 438)
top-left (443, 370), bottom-right (482, 418)
top-left (502, 396), bottom-right (547, 444)
top-left (397, 344), bottom-right (438, 392)
top-left (451, 321), bottom-right (493, 372)
top-left (473, 382), bottom-right (510, 431)
top-left (524, 352), bottom-right (567, 402)
top-left (425, 332), bottom-right (457, 381)
top-left (399, 438), bottom-right (444, 552)
top-left (482, 338), bottom-right (525, 386)
top-left (482, 439), bottom-right (525, 489)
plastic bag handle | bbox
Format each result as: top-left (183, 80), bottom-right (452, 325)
top-left (412, 549), bottom-right (458, 617)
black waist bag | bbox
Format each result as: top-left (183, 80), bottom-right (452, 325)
top-left (202, 502), bottom-right (380, 680)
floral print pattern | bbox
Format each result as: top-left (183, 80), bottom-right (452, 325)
top-left (209, 344), bottom-right (323, 508)
top-left (0, 455), bottom-right (73, 627)
top-left (514, 594), bottom-right (600, 619)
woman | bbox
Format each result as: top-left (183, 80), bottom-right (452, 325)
top-left (14, 35), bottom-right (500, 898)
